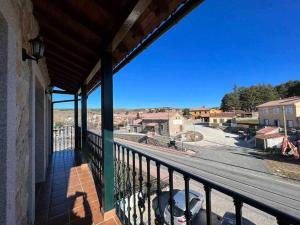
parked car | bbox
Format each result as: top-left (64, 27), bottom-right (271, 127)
top-left (220, 212), bottom-right (255, 225)
top-left (153, 189), bottom-right (204, 225)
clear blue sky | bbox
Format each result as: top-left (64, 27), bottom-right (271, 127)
top-left (54, 0), bottom-right (300, 109)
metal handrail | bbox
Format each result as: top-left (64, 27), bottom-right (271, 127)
top-left (114, 140), bottom-right (300, 225)
top-left (85, 130), bottom-right (300, 225)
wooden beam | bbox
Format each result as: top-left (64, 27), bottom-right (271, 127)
top-left (47, 60), bottom-right (84, 79)
top-left (33, 0), bottom-right (103, 38)
top-left (44, 39), bottom-right (92, 67)
top-left (108, 0), bottom-right (152, 52)
top-left (46, 51), bottom-right (90, 72)
top-left (40, 25), bottom-right (98, 59)
top-left (85, 0), bottom-right (151, 86)
top-left (36, 13), bottom-right (101, 48)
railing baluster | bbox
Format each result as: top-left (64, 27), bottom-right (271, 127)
top-left (132, 152), bottom-right (137, 225)
top-left (122, 147), bottom-right (126, 224)
top-left (234, 198), bottom-right (243, 225)
top-left (71, 126), bottom-right (73, 149)
top-left (127, 149), bottom-right (132, 225)
top-left (117, 144), bottom-right (122, 217)
top-left (155, 162), bottom-right (163, 225)
top-left (138, 154), bottom-right (145, 225)
top-left (169, 168), bottom-right (174, 225)
top-left (59, 128), bottom-right (61, 151)
top-left (204, 185), bottom-right (212, 225)
top-left (184, 176), bottom-right (191, 225)
top-left (146, 158), bottom-right (151, 225)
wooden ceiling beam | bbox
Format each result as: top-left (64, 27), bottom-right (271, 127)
top-left (44, 39), bottom-right (93, 68)
top-left (35, 13), bottom-right (101, 47)
top-left (85, 0), bottom-right (152, 87)
top-left (150, 0), bottom-right (170, 17)
top-left (48, 69), bottom-right (82, 84)
top-left (45, 51), bottom-right (90, 72)
top-left (32, 1), bottom-right (103, 39)
top-left (40, 25), bottom-right (98, 59)
top-left (46, 60), bottom-right (85, 79)
top-left (51, 0), bottom-right (114, 33)
top-left (50, 77), bottom-right (77, 92)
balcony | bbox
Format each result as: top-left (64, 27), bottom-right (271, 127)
top-left (34, 126), bottom-right (300, 225)
top-left (1, 0), bottom-right (300, 224)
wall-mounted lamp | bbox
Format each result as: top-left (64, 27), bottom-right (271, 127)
top-left (22, 36), bottom-right (45, 63)
top-left (45, 85), bottom-right (53, 94)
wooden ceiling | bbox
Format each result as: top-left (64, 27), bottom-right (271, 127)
top-left (32, 0), bottom-right (204, 93)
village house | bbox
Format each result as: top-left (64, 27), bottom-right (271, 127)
top-left (255, 127), bottom-right (284, 149)
top-left (257, 96), bottom-right (300, 129)
top-left (190, 107), bottom-right (210, 120)
top-left (138, 112), bottom-right (185, 136)
top-left (208, 112), bottom-right (237, 126)
top-left (190, 107), bottom-right (223, 122)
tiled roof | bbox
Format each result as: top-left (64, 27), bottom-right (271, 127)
top-left (257, 96), bottom-right (300, 108)
top-left (142, 112), bottom-right (177, 120)
top-left (256, 133), bottom-right (285, 139)
top-left (209, 112), bottom-right (236, 118)
top-left (145, 122), bottom-right (159, 127)
top-left (256, 126), bottom-right (279, 134)
top-left (133, 119), bottom-right (142, 125)
top-left (190, 107), bottom-right (208, 111)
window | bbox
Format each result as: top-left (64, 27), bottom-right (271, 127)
top-left (285, 106), bottom-right (293, 114)
top-left (220, 119), bottom-right (224, 123)
top-left (264, 119), bottom-right (269, 126)
top-left (213, 119), bottom-right (218, 123)
top-left (262, 108), bottom-right (269, 114)
top-left (274, 120), bottom-right (280, 127)
top-left (273, 107), bottom-right (280, 114)
top-left (160, 124), bottom-right (164, 130)
top-left (287, 120), bottom-right (293, 128)
top-left (190, 198), bottom-right (200, 209)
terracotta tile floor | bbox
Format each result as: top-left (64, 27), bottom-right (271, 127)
top-left (35, 149), bottom-right (119, 225)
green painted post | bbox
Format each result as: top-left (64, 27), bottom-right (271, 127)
top-left (51, 94), bottom-right (54, 154)
top-left (81, 85), bottom-right (88, 160)
top-left (101, 51), bottom-right (115, 211)
top-left (74, 93), bottom-right (79, 150)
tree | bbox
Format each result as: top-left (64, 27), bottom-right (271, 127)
top-left (182, 108), bottom-right (190, 116)
top-left (276, 80), bottom-right (300, 98)
top-left (220, 93), bottom-right (240, 111)
top-left (239, 85), bottom-right (279, 111)
top-left (220, 85), bottom-right (240, 111)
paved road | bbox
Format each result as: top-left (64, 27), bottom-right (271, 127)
top-left (116, 138), bottom-right (300, 222)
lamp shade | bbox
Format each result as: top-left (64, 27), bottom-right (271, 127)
top-left (30, 36), bottom-right (45, 60)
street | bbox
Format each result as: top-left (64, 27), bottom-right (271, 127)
top-left (116, 125), bottom-right (300, 224)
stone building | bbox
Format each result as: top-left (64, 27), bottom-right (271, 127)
top-left (141, 112), bottom-right (185, 136)
top-left (257, 96), bottom-right (300, 128)
top-left (1, 1), bottom-right (51, 224)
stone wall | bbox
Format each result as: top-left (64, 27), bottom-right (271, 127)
top-left (0, 0), bottom-right (50, 224)
top-left (0, 10), bottom-right (8, 225)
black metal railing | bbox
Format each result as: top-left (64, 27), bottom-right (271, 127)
top-left (86, 130), bottom-right (103, 206)
top-left (113, 140), bottom-right (300, 225)
top-left (53, 126), bottom-right (74, 151)
top-left (85, 131), bottom-right (300, 225)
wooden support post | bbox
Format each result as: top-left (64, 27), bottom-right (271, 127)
top-left (74, 93), bottom-right (79, 150)
top-left (81, 85), bottom-right (88, 160)
top-left (101, 51), bottom-right (115, 212)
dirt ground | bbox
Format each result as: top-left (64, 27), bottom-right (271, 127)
top-left (264, 155), bottom-right (300, 181)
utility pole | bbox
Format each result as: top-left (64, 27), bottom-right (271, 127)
top-left (282, 105), bottom-right (287, 137)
